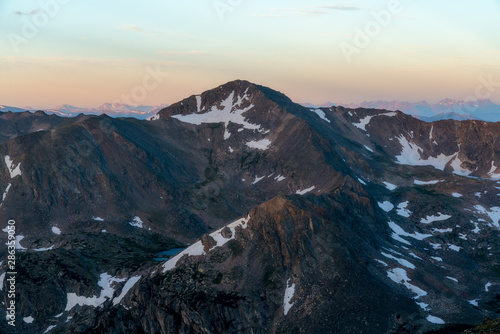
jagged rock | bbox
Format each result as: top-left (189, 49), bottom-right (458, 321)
top-left (201, 233), bottom-right (217, 253)
top-left (221, 226), bottom-right (232, 239)
top-left (463, 317), bottom-right (500, 333)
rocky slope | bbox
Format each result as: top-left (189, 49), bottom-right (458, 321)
top-left (0, 110), bottom-right (92, 144)
top-left (1, 80), bottom-right (500, 334)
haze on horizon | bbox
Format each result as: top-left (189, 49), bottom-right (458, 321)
top-left (0, 0), bottom-right (499, 109)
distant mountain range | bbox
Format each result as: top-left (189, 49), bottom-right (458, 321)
top-left (302, 98), bottom-right (500, 122)
top-left (0, 103), bottom-right (168, 119)
top-left (2, 98), bottom-right (499, 122)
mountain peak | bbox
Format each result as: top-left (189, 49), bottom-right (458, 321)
top-left (217, 79), bottom-right (254, 89)
top-left (156, 80), bottom-right (266, 120)
top-left (54, 104), bottom-right (80, 110)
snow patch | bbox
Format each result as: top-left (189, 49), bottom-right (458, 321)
top-left (128, 216), bottom-right (143, 228)
top-left (471, 221), bottom-right (481, 234)
top-left (417, 302), bottom-right (429, 310)
top-left (224, 128), bottom-right (231, 140)
top-left (246, 139), bottom-right (271, 150)
top-left (378, 201), bottom-right (394, 212)
top-left (420, 213), bottom-right (452, 224)
top-left (0, 183), bottom-right (12, 208)
top-left (172, 92), bottom-right (263, 136)
top-left (474, 205), bottom-right (500, 228)
top-left (414, 180), bottom-right (443, 185)
top-left (51, 226), bottom-right (61, 235)
top-left (163, 215), bottom-right (251, 272)
top-left (396, 201), bottom-right (412, 218)
top-left (161, 240), bottom-right (206, 272)
top-left (449, 154), bottom-right (473, 176)
top-left (451, 193), bottom-right (462, 198)
top-left (147, 114), bottom-right (160, 121)
top-left (195, 95), bottom-right (202, 112)
top-left (409, 252), bottom-right (422, 260)
top-left (283, 279), bottom-right (296, 316)
top-left (310, 108), bottom-right (331, 123)
top-left (23, 316), bottom-right (34, 323)
top-left (432, 228), bottom-right (453, 234)
top-left (469, 299), bottom-right (479, 307)
top-left (427, 315), bottom-right (445, 324)
top-left (0, 273), bottom-right (5, 290)
top-left (4, 156), bottom-right (21, 178)
top-left (387, 221), bottom-right (432, 245)
top-left (383, 182), bottom-right (397, 191)
top-left (488, 161), bottom-right (500, 179)
top-left (358, 178), bottom-right (367, 185)
top-left (252, 176), bottom-right (265, 185)
top-left (353, 112), bottom-right (397, 131)
top-left (207, 216), bottom-right (250, 250)
top-left (15, 235), bottom-right (27, 250)
top-left (364, 145), bottom-right (373, 153)
top-left (446, 276), bottom-right (458, 283)
top-left (93, 217), bottom-right (104, 222)
top-left (274, 175), bottom-right (286, 182)
top-left (65, 273), bottom-right (127, 311)
top-left (429, 243), bottom-right (442, 250)
top-left (43, 325), bottom-right (57, 334)
top-left (381, 252), bottom-right (415, 269)
top-left (112, 276), bottom-right (141, 306)
top-left (485, 283), bottom-right (492, 291)
top-left (387, 268), bottom-right (427, 298)
top-left (395, 137), bottom-right (472, 176)
top-left (296, 186), bottom-right (315, 195)
top-left (34, 246), bottom-right (54, 252)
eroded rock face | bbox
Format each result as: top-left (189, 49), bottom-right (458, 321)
top-left (58, 190), bottom-right (417, 334)
top-left (1, 80), bottom-right (500, 334)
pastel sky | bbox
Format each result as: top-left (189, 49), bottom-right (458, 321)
top-left (1, 0), bottom-right (499, 108)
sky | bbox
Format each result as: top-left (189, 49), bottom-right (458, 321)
top-left (1, 0), bottom-right (499, 108)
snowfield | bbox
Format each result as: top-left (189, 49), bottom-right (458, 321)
top-left (172, 91), bottom-right (267, 140)
top-left (163, 215), bottom-right (251, 272)
top-left (395, 137), bottom-right (472, 176)
top-left (4, 155), bottom-right (22, 178)
top-left (353, 112), bottom-right (397, 131)
top-left (283, 279), bottom-right (296, 316)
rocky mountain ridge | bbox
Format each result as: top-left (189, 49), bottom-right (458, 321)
top-left (1, 80), bottom-right (500, 334)
top-left (0, 103), bottom-right (169, 119)
top-left (303, 98), bottom-right (500, 122)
